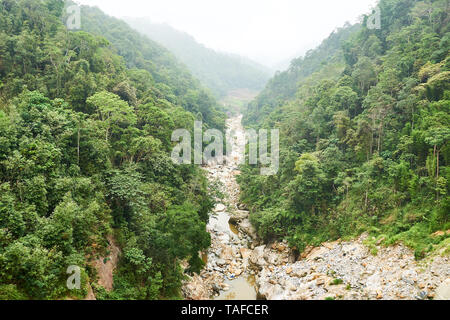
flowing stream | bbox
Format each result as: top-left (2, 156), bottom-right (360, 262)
top-left (204, 115), bottom-right (258, 300)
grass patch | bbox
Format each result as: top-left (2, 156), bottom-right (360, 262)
top-left (330, 278), bottom-right (344, 286)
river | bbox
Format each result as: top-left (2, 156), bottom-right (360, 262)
top-left (183, 114), bottom-right (259, 300)
top-left (209, 114), bottom-right (257, 300)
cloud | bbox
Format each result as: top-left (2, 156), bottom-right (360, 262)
top-left (77, 0), bottom-right (379, 67)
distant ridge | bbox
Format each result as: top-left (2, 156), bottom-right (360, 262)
top-left (124, 17), bottom-right (271, 98)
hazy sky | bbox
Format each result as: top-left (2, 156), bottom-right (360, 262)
top-left (77, 0), bottom-right (379, 67)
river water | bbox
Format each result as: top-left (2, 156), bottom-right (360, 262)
top-left (205, 115), bottom-right (258, 300)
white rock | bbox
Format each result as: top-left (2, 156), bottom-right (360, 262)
top-left (435, 279), bottom-right (450, 300)
top-left (215, 204), bottom-right (226, 212)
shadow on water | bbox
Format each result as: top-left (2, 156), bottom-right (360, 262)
top-left (229, 221), bottom-right (239, 236)
top-left (215, 274), bottom-right (257, 300)
top-left (210, 211), bottom-right (258, 300)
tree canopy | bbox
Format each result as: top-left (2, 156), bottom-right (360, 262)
top-left (0, 0), bottom-right (223, 300)
top-left (239, 0), bottom-right (449, 259)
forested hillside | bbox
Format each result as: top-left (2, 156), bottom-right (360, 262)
top-left (0, 0), bottom-right (225, 299)
top-left (239, 0), bottom-right (449, 259)
top-left (244, 22), bottom-right (361, 126)
top-left (124, 18), bottom-right (271, 98)
top-left (81, 8), bottom-right (225, 130)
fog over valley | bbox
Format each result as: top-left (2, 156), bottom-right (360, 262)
top-left (77, 0), bottom-right (379, 68)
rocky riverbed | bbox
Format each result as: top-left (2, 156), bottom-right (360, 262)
top-left (253, 235), bottom-right (449, 300)
top-left (182, 115), bottom-right (450, 301)
top-left (182, 115), bottom-right (258, 300)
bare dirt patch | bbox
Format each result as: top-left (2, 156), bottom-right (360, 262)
top-left (92, 235), bottom-right (120, 292)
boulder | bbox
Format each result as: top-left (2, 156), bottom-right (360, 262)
top-left (250, 245), bottom-right (266, 266)
top-left (220, 246), bottom-right (234, 261)
top-left (258, 283), bottom-right (285, 300)
top-left (291, 268), bottom-right (308, 278)
top-left (300, 246), bottom-right (314, 259)
top-left (229, 210), bottom-right (249, 223)
top-left (239, 219), bottom-right (257, 238)
top-left (238, 203), bottom-right (248, 210)
top-left (271, 242), bottom-right (288, 252)
top-left (215, 204), bottom-right (226, 212)
top-left (216, 259), bottom-right (226, 267)
top-left (401, 270), bottom-right (417, 285)
top-left (306, 247), bottom-right (329, 261)
top-left (212, 284), bottom-right (221, 294)
top-left (322, 240), bottom-right (340, 250)
top-left (435, 279), bottom-right (450, 300)
top-left (182, 275), bottom-right (210, 300)
top-left (365, 273), bottom-right (383, 295)
top-left (240, 248), bottom-right (252, 259)
top-left (264, 251), bottom-right (281, 265)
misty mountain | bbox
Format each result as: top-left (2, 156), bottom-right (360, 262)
top-left (123, 17), bottom-right (272, 98)
top-left (245, 22), bottom-right (361, 125)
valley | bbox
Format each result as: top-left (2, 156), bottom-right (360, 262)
top-left (183, 115), bottom-right (450, 301)
top-left (0, 0), bottom-right (448, 302)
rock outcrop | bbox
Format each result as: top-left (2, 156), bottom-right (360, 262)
top-left (251, 235), bottom-right (449, 300)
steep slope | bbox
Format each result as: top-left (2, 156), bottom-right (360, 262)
top-left (124, 17), bottom-right (271, 98)
top-left (244, 22), bottom-right (361, 126)
top-left (239, 0), bottom-right (449, 261)
top-left (0, 0), bottom-right (222, 300)
top-left (80, 7), bottom-right (225, 130)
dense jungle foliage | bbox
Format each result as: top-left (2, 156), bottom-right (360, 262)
top-left (0, 0), bottom-right (225, 299)
top-left (240, 0), bottom-right (450, 259)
